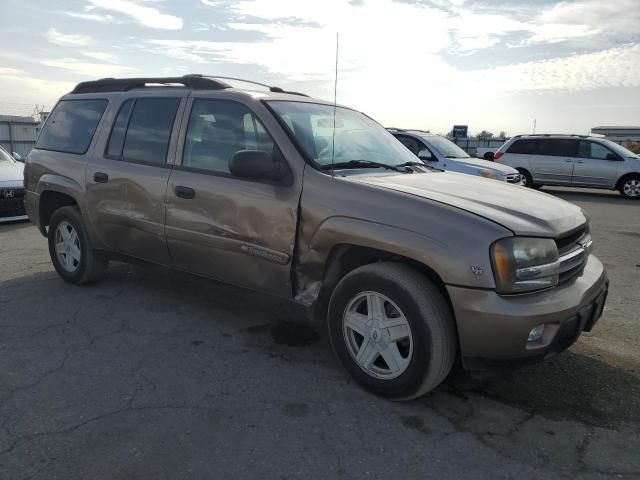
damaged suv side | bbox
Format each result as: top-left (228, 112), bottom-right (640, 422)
top-left (25, 76), bottom-right (608, 400)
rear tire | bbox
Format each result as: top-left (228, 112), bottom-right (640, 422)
top-left (619, 174), bottom-right (640, 200)
top-left (48, 206), bottom-right (108, 285)
top-left (327, 262), bottom-right (456, 400)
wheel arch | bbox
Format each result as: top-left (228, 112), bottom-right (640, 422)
top-left (39, 190), bottom-right (79, 236)
top-left (615, 171), bottom-right (640, 191)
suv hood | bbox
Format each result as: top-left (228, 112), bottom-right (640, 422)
top-left (351, 171), bottom-right (586, 237)
top-left (446, 157), bottom-right (516, 175)
top-left (0, 160), bottom-right (24, 186)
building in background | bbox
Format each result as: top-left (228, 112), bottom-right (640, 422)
top-left (0, 114), bottom-right (41, 158)
top-left (591, 126), bottom-right (640, 153)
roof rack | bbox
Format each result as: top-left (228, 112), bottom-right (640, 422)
top-left (208, 76), bottom-right (309, 96)
top-left (513, 134), bottom-right (591, 138)
top-left (70, 75), bottom-right (231, 94)
top-left (70, 74), bottom-right (309, 96)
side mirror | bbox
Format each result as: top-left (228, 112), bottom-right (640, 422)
top-left (606, 152), bottom-right (619, 161)
top-left (417, 149), bottom-right (433, 160)
top-left (230, 150), bottom-right (285, 181)
top-left (12, 152), bottom-right (23, 162)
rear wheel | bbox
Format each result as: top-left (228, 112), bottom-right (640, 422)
top-left (619, 175), bottom-right (640, 200)
top-left (48, 206), bottom-right (108, 284)
top-left (327, 262), bottom-right (456, 400)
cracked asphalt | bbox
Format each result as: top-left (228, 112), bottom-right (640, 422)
top-left (0, 187), bottom-right (639, 479)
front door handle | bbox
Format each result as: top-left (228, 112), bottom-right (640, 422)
top-left (564, 159), bottom-right (574, 163)
top-left (94, 172), bottom-right (109, 183)
top-left (175, 186), bottom-right (195, 199)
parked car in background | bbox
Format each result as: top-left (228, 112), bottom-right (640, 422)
top-left (476, 147), bottom-right (497, 160)
top-left (389, 129), bottom-right (523, 185)
top-left (0, 145), bottom-right (27, 222)
top-left (494, 134), bottom-right (640, 199)
top-left (25, 75), bottom-right (608, 400)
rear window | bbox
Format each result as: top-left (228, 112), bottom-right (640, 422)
top-left (36, 99), bottom-right (108, 154)
top-left (507, 139), bottom-right (536, 154)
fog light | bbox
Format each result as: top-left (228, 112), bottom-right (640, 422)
top-left (528, 324), bottom-right (545, 342)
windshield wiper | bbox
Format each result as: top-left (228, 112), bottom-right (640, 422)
top-left (321, 160), bottom-right (407, 172)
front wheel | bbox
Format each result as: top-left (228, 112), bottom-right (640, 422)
top-left (327, 263), bottom-right (456, 400)
top-left (48, 206), bottom-right (108, 285)
top-left (620, 175), bottom-right (640, 200)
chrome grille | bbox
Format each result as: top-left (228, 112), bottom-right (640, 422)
top-left (555, 224), bottom-right (591, 283)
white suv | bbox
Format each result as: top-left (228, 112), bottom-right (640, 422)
top-left (494, 135), bottom-right (640, 199)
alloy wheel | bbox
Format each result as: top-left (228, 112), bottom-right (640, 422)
top-left (54, 221), bottom-right (81, 272)
top-left (342, 291), bottom-right (413, 380)
top-left (623, 179), bottom-right (640, 198)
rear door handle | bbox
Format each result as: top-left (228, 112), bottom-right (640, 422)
top-left (564, 159), bottom-right (574, 163)
top-left (175, 186), bottom-right (195, 199)
top-left (94, 172), bottom-right (109, 183)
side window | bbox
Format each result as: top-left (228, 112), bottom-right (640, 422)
top-left (182, 100), bottom-right (275, 174)
top-left (396, 135), bottom-right (421, 155)
top-left (120, 98), bottom-right (180, 164)
top-left (579, 141), bottom-right (615, 160)
top-left (36, 99), bottom-right (108, 154)
top-left (507, 139), bottom-right (535, 154)
top-left (537, 139), bottom-right (577, 157)
top-left (106, 99), bottom-right (134, 158)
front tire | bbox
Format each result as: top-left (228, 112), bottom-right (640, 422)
top-left (48, 206), bottom-right (108, 285)
top-left (619, 175), bottom-right (640, 200)
top-left (327, 263), bottom-right (456, 400)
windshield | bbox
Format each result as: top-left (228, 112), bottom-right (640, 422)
top-left (600, 139), bottom-right (640, 159)
top-left (267, 101), bottom-right (418, 168)
top-left (0, 146), bottom-right (13, 162)
top-left (424, 135), bottom-right (470, 158)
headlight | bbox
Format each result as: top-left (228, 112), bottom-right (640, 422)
top-left (479, 169), bottom-right (503, 181)
top-left (490, 237), bottom-right (559, 293)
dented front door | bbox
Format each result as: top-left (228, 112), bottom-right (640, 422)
top-left (164, 96), bottom-right (302, 298)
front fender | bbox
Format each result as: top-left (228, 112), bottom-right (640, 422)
top-left (294, 215), bottom-right (496, 306)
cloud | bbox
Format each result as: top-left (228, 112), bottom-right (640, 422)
top-left (65, 11), bottom-right (117, 23)
top-left (45, 28), bottom-right (92, 47)
top-left (86, 0), bottom-right (183, 30)
top-left (0, 69), bottom-right (75, 106)
top-left (469, 43), bottom-right (640, 92)
top-left (41, 58), bottom-right (135, 77)
top-left (82, 51), bottom-right (119, 63)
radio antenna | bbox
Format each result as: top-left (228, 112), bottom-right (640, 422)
top-left (331, 33), bottom-right (339, 178)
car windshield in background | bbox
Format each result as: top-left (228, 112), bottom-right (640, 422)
top-left (601, 139), bottom-right (640, 159)
top-left (0, 147), bottom-right (13, 162)
top-left (267, 101), bottom-right (418, 168)
top-left (425, 135), bottom-right (470, 158)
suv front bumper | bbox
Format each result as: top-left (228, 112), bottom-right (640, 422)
top-left (447, 254), bottom-right (607, 368)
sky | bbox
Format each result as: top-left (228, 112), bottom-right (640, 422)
top-left (1, 0), bottom-right (639, 136)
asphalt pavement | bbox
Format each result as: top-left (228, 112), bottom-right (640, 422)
top-left (0, 187), bottom-right (638, 479)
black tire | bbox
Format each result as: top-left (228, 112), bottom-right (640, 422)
top-left (47, 206), bottom-right (108, 285)
top-left (619, 174), bottom-right (640, 200)
top-left (327, 262), bottom-right (456, 400)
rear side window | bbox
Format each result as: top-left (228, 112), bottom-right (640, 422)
top-left (106, 98), bottom-right (180, 164)
top-left (507, 139), bottom-right (535, 154)
top-left (536, 139), bottom-right (578, 157)
top-left (36, 99), bottom-right (107, 154)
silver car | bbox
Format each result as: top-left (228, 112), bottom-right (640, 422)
top-left (0, 145), bottom-right (27, 222)
top-left (389, 129), bottom-right (523, 184)
top-left (494, 135), bottom-right (640, 199)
